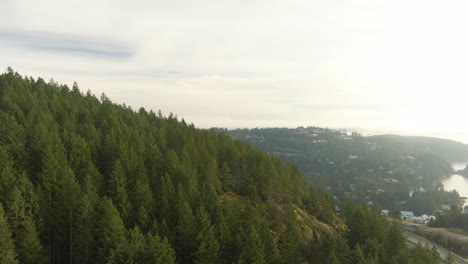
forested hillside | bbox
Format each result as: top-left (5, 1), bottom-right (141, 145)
top-left (226, 127), bottom-right (463, 213)
top-left (370, 135), bottom-right (468, 163)
top-left (0, 69), bottom-right (443, 263)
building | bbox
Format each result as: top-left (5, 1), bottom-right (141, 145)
top-left (400, 211), bottom-right (415, 219)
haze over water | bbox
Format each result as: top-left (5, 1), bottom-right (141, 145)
top-left (442, 162), bottom-right (468, 206)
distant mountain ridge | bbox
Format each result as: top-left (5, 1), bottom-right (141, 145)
top-left (369, 134), bottom-right (468, 163)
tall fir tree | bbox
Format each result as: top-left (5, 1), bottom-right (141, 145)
top-left (107, 160), bottom-right (132, 226)
top-left (194, 206), bottom-right (220, 264)
top-left (74, 174), bottom-right (100, 264)
top-left (0, 204), bottom-right (19, 264)
top-left (145, 233), bottom-right (176, 264)
top-left (5, 186), bottom-right (46, 264)
top-left (95, 198), bottom-right (127, 263)
top-left (239, 225), bottom-right (267, 264)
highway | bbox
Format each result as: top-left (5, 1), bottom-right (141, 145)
top-left (402, 221), bottom-right (468, 243)
top-left (405, 231), bottom-right (467, 264)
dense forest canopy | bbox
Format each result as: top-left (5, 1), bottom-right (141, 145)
top-left (0, 69), bottom-right (447, 263)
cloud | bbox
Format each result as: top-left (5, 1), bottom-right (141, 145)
top-left (0, 30), bottom-right (135, 59)
top-left (1, 0), bottom-right (468, 142)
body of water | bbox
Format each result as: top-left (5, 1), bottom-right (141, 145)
top-left (441, 162), bottom-right (468, 206)
top-left (451, 162), bottom-right (468, 171)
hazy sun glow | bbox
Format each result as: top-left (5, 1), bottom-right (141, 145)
top-left (1, 0), bottom-right (468, 142)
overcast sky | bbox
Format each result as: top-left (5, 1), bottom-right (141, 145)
top-left (1, 0), bottom-right (468, 142)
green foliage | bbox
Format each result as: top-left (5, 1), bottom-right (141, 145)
top-left (227, 127), bottom-right (463, 213)
top-left (0, 204), bottom-right (18, 264)
top-left (145, 233), bottom-right (176, 264)
top-left (406, 243), bottom-right (440, 264)
top-left (386, 222), bottom-right (407, 261)
top-left (429, 204), bottom-right (468, 232)
top-left (194, 207), bottom-right (220, 264)
top-left (239, 225), bottom-right (267, 264)
top-left (5, 187), bottom-right (47, 264)
top-left (96, 198), bottom-right (127, 263)
top-left (0, 70), bottom-right (439, 263)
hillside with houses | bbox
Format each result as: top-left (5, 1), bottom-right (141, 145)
top-left (225, 127), bottom-right (466, 215)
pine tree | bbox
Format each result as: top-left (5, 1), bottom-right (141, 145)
top-left (204, 156), bottom-right (222, 192)
top-left (219, 162), bottom-right (235, 192)
top-left (37, 144), bottom-right (76, 263)
top-left (239, 225), bottom-right (267, 264)
top-left (15, 214), bottom-right (47, 264)
top-left (238, 163), bottom-right (256, 196)
top-left (145, 234), bottom-right (176, 264)
top-left (122, 226), bottom-right (146, 263)
top-left (194, 206), bottom-right (220, 264)
top-left (386, 222), bottom-right (406, 262)
top-left (96, 198), bottom-right (127, 263)
top-left (353, 244), bottom-right (367, 264)
top-left (5, 186), bottom-right (46, 264)
top-left (0, 204), bottom-right (18, 264)
top-left (0, 149), bottom-right (17, 203)
top-left (159, 173), bottom-right (176, 225)
top-left (218, 201), bottom-right (240, 264)
top-left (175, 197), bottom-right (197, 263)
top-left (279, 213), bottom-right (302, 264)
top-left (348, 208), bottom-right (369, 248)
top-left (107, 160), bottom-right (132, 226)
top-left (131, 180), bottom-right (155, 232)
top-left (54, 164), bottom-right (81, 264)
top-left (74, 174), bottom-right (99, 263)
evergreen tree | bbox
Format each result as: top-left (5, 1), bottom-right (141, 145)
top-left (218, 201), bottom-right (241, 264)
top-left (95, 198), bottom-right (127, 263)
top-left (175, 197), bottom-right (197, 263)
top-left (145, 233), bottom-right (176, 264)
top-left (54, 164), bottom-right (81, 264)
top-left (131, 180), bottom-right (155, 232)
top-left (5, 187), bottom-right (46, 264)
top-left (279, 213), bottom-right (302, 264)
top-left (159, 173), bottom-right (176, 225)
top-left (219, 162), bottom-right (235, 192)
top-left (0, 204), bottom-right (18, 264)
top-left (239, 225), bottom-right (267, 264)
top-left (386, 222), bottom-right (407, 262)
top-left (194, 206), bottom-right (220, 264)
top-left (353, 244), bottom-right (367, 264)
top-left (36, 144), bottom-right (77, 263)
top-left (348, 208), bottom-right (369, 248)
top-left (122, 226), bottom-right (146, 263)
top-left (107, 160), bottom-right (132, 226)
top-left (0, 149), bottom-right (17, 203)
top-left (74, 174), bottom-right (99, 264)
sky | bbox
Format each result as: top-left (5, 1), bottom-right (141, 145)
top-left (1, 0), bottom-right (468, 143)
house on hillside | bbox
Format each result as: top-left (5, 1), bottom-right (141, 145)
top-left (400, 211), bottom-right (414, 220)
top-left (464, 205), bottom-right (468, 215)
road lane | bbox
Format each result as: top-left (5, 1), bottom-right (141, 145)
top-left (405, 231), bottom-right (467, 264)
top-left (402, 221), bottom-right (468, 243)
